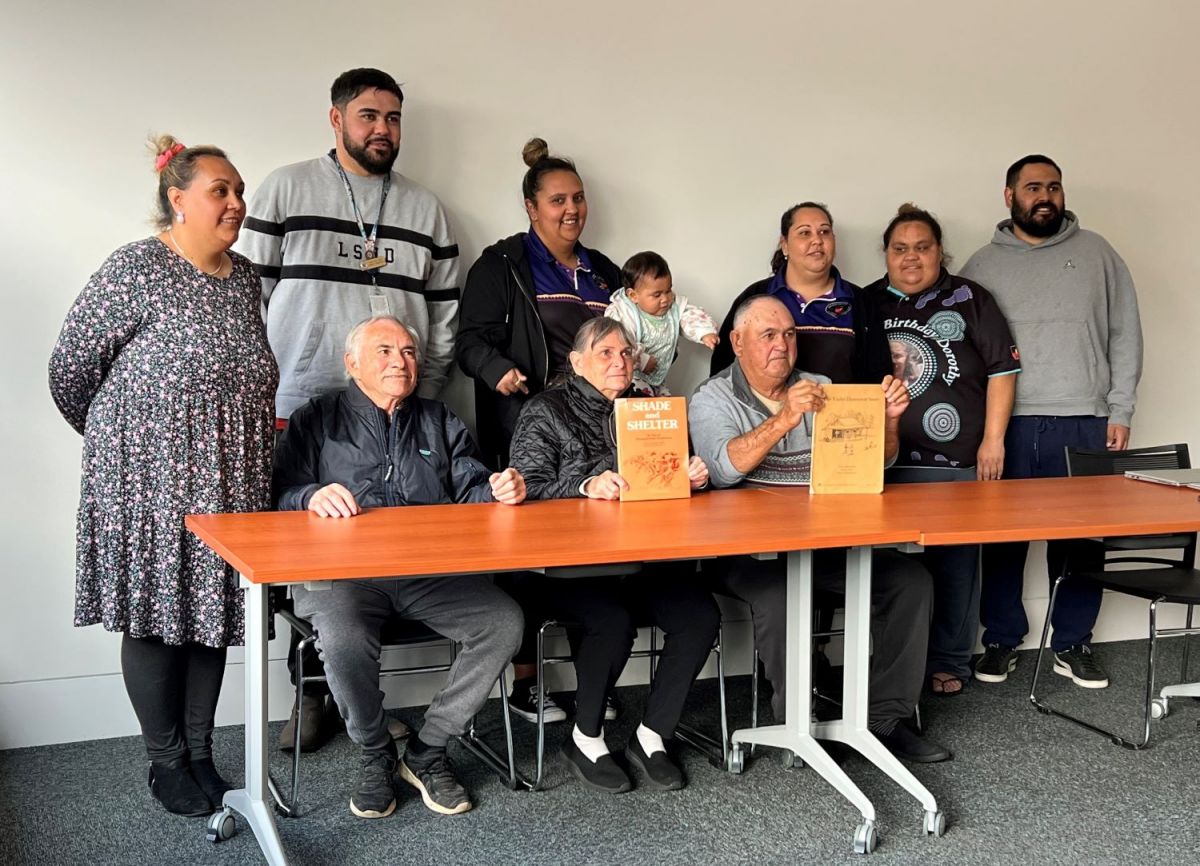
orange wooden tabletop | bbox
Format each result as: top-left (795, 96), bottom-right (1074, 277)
top-left (186, 476), bottom-right (1200, 585)
top-left (904, 475), bottom-right (1200, 546)
top-left (185, 486), bottom-right (921, 584)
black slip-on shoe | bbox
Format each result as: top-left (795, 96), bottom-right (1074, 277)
top-left (878, 723), bottom-right (952, 764)
top-left (560, 738), bottom-right (631, 794)
top-left (625, 737), bottom-right (684, 791)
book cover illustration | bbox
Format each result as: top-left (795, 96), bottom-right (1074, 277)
top-left (614, 396), bottom-right (691, 502)
top-left (810, 384), bottom-right (885, 494)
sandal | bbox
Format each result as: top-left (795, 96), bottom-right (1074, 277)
top-left (929, 672), bottom-right (965, 697)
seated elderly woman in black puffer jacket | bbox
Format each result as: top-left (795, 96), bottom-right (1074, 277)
top-left (508, 317), bottom-right (718, 795)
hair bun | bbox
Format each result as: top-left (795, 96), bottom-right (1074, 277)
top-left (896, 202), bottom-right (921, 216)
top-left (522, 137), bottom-right (549, 167)
top-left (148, 133), bottom-right (186, 172)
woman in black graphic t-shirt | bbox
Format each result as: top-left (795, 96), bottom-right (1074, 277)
top-left (866, 203), bottom-right (1020, 696)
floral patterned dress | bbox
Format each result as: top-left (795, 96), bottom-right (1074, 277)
top-left (49, 238), bottom-right (278, 647)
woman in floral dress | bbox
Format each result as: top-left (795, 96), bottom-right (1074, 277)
top-left (48, 136), bottom-right (277, 817)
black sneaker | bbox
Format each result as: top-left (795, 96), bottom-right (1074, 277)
top-left (350, 749), bottom-right (397, 819)
top-left (188, 758), bottom-right (232, 810)
top-left (400, 747), bottom-right (472, 815)
top-left (148, 764), bottom-right (212, 817)
top-left (604, 694), bottom-right (619, 722)
top-left (1054, 645), bottom-right (1109, 689)
top-left (625, 737), bottom-right (684, 791)
top-left (974, 644), bottom-right (1018, 683)
top-left (878, 723), bottom-right (952, 764)
top-left (560, 738), bottom-right (631, 794)
top-left (508, 683), bottom-right (568, 724)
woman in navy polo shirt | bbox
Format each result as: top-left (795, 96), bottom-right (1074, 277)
top-left (867, 203), bottom-right (1021, 696)
top-left (711, 202), bottom-right (892, 383)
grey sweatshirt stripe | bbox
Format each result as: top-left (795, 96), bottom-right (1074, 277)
top-left (238, 156), bottom-right (461, 418)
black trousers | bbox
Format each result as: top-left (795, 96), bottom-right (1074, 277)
top-left (710, 548), bottom-right (933, 727)
top-left (121, 634), bottom-right (227, 766)
top-left (508, 566), bottom-right (720, 738)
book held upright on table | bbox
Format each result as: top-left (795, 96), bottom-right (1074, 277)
top-left (810, 385), bottom-right (885, 494)
top-left (614, 396), bottom-right (691, 502)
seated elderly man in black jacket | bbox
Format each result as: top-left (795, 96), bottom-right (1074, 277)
top-left (509, 316), bottom-right (719, 795)
top-left (274, 315), bottom-right (525, 821)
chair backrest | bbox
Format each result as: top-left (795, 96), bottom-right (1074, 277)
top-left (1065, 443), bottom-right (1191, 477)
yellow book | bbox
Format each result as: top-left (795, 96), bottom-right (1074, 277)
top-left (614, 396), bottom-right (691, 502)
top-left (810, 385), bottom-right (885, 494)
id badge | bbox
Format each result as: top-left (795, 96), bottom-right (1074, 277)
top-left (369, 291), bottom-right (391, 316)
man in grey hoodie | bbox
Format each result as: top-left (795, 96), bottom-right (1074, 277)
top-left (960, 154), bottom-right (1143, 690)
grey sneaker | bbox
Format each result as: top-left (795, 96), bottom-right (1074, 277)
top-left (349, 749), bottom-right (397, 819)
top-left (400, 747), bottom-right (472, 815)
top-left (974, 644), bottom-right (1018, 683)
top-left (1054, 644), bottom-right (1109, 689)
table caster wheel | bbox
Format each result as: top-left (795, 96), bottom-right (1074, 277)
top-left (206, 809), bottom-right (236, 843)
top-left (726, 746), bottom-right (745, 774)
top-left (1151, 698), bottom-right (1168, 720)
top-left (923, 809), bottom-right (946, 837)
top-left (778, 749), bottom-right (802, 769)
top-left (853, 820), bottom-right (877, 854)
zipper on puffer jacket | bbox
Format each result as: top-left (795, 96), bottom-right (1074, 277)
top-left (369, 405), bottom-right (398, 507)
top-left (504, 254), bottom-right (550, 388)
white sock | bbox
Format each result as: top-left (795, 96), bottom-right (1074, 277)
top-left (572, 725), bottom-right (610, 762)
top-left (636, 723), bottom-right (666, 756)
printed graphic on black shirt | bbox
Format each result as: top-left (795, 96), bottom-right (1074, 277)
top-left (880, 276), bottom-right (1018, 468)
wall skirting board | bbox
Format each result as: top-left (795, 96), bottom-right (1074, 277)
top-left (0, 592), bottom-right (1178, 750)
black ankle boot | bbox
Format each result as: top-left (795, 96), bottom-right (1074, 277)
top-left (189, 758), bottom-right (232, 809)
top-left (148, 764), bottom-right (212, 817)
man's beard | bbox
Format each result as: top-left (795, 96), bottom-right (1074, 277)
top-left (1011, 200), bottom-right (1064, 238)
top-left (344, 131), bottom-right (397, 174)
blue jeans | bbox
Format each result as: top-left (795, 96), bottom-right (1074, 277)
top-left (887, 466), bottom-right (980, 680)
top-left (980, 416), bottom-right (1107, 652)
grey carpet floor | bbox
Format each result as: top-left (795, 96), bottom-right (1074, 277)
top-left (3, 639), bottom-right (1199, 866)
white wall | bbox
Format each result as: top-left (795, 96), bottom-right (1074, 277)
top-left (3, 0), bottom-right (1198, 749)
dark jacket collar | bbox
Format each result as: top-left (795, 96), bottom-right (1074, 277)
top-left (345, 379), bottom-right (413, 424)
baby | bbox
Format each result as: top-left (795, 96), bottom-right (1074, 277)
top-left (605, 251), bottom-right (719, 395)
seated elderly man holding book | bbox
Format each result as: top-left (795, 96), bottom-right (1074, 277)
top-left (273, 315), bottom-right (525, 819)
top-left (689, 295), bottom-right (950, 763)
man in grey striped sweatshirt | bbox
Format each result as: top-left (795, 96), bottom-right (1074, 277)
top-left (241, 67), bottom-right (461, 422)
top-left (239, 67), bottom-right (461, 751)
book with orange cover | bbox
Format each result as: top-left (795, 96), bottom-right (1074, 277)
top-left (810, 384), bottom-right (885, 494)
top-left (614, 396), bottom-right (691, 502)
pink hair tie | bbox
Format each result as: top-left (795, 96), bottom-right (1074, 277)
top-left (155, 142), bottom-right (186, 172)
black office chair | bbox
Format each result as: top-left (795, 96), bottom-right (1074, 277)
top-left (1029, 443), bottom-right (1200, 749)
top-left (275, 599), bottom-right (519, 813)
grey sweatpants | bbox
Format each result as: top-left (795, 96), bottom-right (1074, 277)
top-left (712, 548), bottom-right (932, 727)
top-left (293, 575), bottom-right (523, 754)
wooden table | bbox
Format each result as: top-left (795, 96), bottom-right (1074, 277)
top-left (186, 475), bottom-right (1200, 862)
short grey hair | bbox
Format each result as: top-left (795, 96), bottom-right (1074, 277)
top-left (571, 316), bottom-right (632, 354)
top-left (344, 315), bottom-right (423, 364)
top-left (731, 294), bottom-right (790, 330)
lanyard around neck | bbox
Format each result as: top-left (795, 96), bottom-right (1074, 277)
top-left (328, 150), bottom-right (391, 273)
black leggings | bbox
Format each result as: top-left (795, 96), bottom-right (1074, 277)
top-left (121, 634), bottom-right (227, 767)
top-left (508, 567), bottom-right (719, 738)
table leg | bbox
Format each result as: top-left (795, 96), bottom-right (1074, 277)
top-left (217, 577), bottom-right (289, 865)
top-left (731, 550), bottom-right (876, 826)
top-left (812, 546), bottom-right (939, 815)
